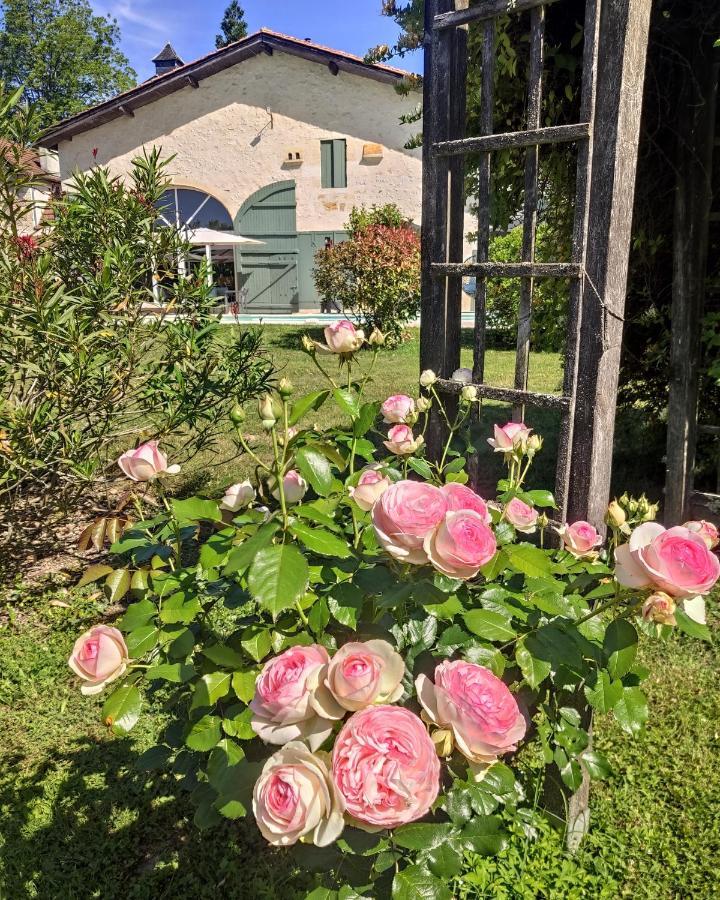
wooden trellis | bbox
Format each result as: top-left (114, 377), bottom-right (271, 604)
top-left (420, 0), bottom-right (653, 528)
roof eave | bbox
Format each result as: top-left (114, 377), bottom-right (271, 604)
top-left (39, 32), bottom-right (413, 148)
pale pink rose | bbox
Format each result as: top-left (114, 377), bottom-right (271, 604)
top-left (219, 479), bottom-right (255, 512)
top-left (117, 441), bottom-right (180, 482)
top-left (252, 742), bottom-right (345, 847)
top-left (324, 320), bottom-right (364, 354)
top-left (505, 497), bottom-right (538, 534)
top-left (349, 467), bottom-right (391, 511)
top-left (250, 645), bottom-right (344, 751)
top-left (487, 422), bottom-right (532, 454)
top-left (68, 625), bottom-right (129, 696)
top-left (372, 480), bottom-right (448, 564)
top-left (641, 591), bottom-right (677, 626)
top-left (381, 394), bottom-right (415, 424)
top-left (325, 640), bottom-right (405, 711)
top-left (558, 520), bottom-right (601, 558)
top-left (383, 424), bottom-right (424, 456)
top-left (683, 520), bottom-right (719, 550)
top-left (332, 706), bottom-right (440, 829)
top-left (424, 510), bottom-right (497, 580)
top-left (271, 470), bottom-right (307, 505)
top-left (615, 523), bottom-right (720, 617)
top-left (440, 482), bottom-right (491, 522)
top-left (416, 660), bottom-right (526, 764)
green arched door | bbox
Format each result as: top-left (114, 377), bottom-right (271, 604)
top-left (234, 181), bottom-right (298, 313)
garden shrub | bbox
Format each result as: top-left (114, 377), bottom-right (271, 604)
top-left (0, 84), bottom-right (272, 509)
top-left (313, 203), bottom-right (420, 347)
top-left (67, 319), bottom-right (719, 898)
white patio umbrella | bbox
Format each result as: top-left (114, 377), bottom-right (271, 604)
top-left (183, 227), bottom-right (265, 288)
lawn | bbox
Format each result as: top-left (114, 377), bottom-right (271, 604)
top-left (1, 325), bottom-right (713, 899)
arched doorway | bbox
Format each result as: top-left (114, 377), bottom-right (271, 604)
top-left (234, 181), bottom-right (298, 313)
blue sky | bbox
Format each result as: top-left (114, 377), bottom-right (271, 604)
top-left (89, 0), bottom-right (422, 82)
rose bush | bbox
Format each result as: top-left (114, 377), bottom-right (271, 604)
top-left (70, 323), bottom-right (719, 898)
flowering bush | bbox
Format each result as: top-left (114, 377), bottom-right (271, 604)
top-left (71, 321), bottom-right (718, 897)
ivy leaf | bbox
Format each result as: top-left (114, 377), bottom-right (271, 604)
top-left (613, 686), bottom-right (649, 736)
top-left (102, 684), bottom-right (141, 736)
top-left (289, 521), bottom-right (352, 558)
top-left (248, 545), bottom-right (309, 619)
top-left (295, 446), bottom-right (334, 496)
top-left (463, 609), bottom-right (516, 642)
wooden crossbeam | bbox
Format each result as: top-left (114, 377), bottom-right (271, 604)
top-left (435, 378), bottom-right (569, 411)
top-left (434, 0), bottom-right (560, 30)
top-left (432, 123), bottom-right (590, 157)
top-left (432, 261), bottom-right (581, 278)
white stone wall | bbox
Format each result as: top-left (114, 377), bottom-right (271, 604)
top-left (57, 52), bottom-right (424, 232)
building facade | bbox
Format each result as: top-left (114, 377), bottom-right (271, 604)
top-left (41, 30), bottom-right (428, 313)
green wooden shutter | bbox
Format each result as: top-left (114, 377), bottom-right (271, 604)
top-left (332, 139), bottom-right (347, 188)
top-left (320, 141), bottom-right (333, 188)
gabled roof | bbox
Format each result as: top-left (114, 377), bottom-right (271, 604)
top-left (152, 42), bottom-right (183, 64)
top-left (40, 29), bottom-right (416, 148)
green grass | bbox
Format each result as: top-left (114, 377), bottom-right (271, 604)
top-left (1, 584), bottom-right (717, 899)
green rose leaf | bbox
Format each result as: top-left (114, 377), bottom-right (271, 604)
top-left (675, 608), bottom-right (712, 642)
top-left (102, 683), bottom-right (141, 736)
top-left (224, 522), bottom-right (280, 575)
top-left (199, 527), bottom-right (236, 570)
top-left (327, 582), bottom-right (364, 629)
top-left (185, 714), bottom-right (222, 751)
top-left (515, 641), bottom-right (552, 689)
top-left (463, 609), bottom-right (516, 642)
top-left (332, 387), bottom-right (360, 420)
top-left (289, 389), bottom-right (331, 425)
top-left (248, 544), bottom-right (309, 619)
top-left (117, 598), bottom-right (156, 632)
top-left (391, 865), bottom-right (452, 900)
top-left (77, 563), bottom-right (114, 587)
top-left (232, 670), bottom-right (258, 703)
top-left (459, 816), bottom-right (506, 856)
top-left (426, 842), bottom-right (463, 879)
top-left (505, 543), bottom-right (553, 578)
top-left (407, 457), bottom-right (434, 480)
top-left (126, 624), bottom-right (159, 658)
top-left (582, 750), bottom-right (613, 780)
top-left (522, 489), bottom-right (557, 508)
top-left (203, 643), bottom-right (244, 668)
top-left (146, 662), bottom-right (195, 682)
top-left (295, 446), bottom-right (334, 496)
top-left (104, 568), bottom-right (131, 604)
top-left (354, 400), bottom-right (381, 437)
top-left (613, 686), bottom-right (649, 736)
top-left (241, 625), bottom-right (273, 662)
top-left (190, 671), bottom-right (232, 710)
top-left (604, 618), bottom-right (638, 679)
top-left (289, 521), bottom-right (352, 558)
top-left (584, 670), bottom-right (623, 713)
top-left (171, 497), bottom-right (221, 523)
top-left (136, 744), bottom-right (172, 772)
top-left (393, 823), bottom-right (450, 851)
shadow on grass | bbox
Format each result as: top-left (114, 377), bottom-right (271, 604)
top-left (0, 737), bottom-right (309, 900)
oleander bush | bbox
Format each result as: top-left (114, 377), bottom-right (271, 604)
top-left (69, 320), bottom-right (719, 898)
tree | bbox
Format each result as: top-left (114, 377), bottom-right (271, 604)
top-left (0, 0), bottom-right (135, 128)
top-left (215, 0), bottom-right (248, 49)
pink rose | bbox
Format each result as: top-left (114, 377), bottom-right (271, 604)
top-left (324, 320), bottom-right (364, 354)
top-left (383, 424), bottom-right (424, 456)
top-left (350, 467), bottom-right (391, 511)
top-left (332, 706), bottom-right (440, 829)
top-left (271, 470), bottom-right (307, 504)
top-left (487, 422), bottom-right (532, 454)
top-left (504, 497), bottom-right (538, 534)
top-left (615, 523), bottom-right (720, 615)
top-left (372, 480), bottom-right (448, 564)
top-left (252, 742), bottom-right (345, 847)
top-left (424, 510), bottom-right (497, 580)
top-left (325, 639), bottom-right (405, 711)
top-left (558, 520), bottom-right (601, 558)
top-left (440, 482), bottom-right (491, 522)
top-left (381, 394), bottom-right (415, 424)
top-left (117, 441), bottom-right (180, 482)
top-left (220, 480), bottom-right (255, 512)
top-left (683, 519), bottom-right (719, 550)
top-left (250, 645), bottom-right (344, 751)
top-left (68, 625), bottom-right (129, 695)
top-left (416, 660), bottom-right (526, 764)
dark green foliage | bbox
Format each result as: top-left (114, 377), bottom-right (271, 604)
top-left (0, 0), bottom-right (136, 127)
top-left (215, 1), bottom-right (248, 49)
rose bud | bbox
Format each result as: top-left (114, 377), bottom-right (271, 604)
top-left (368, 328), bottom-right (385, 347)
top-left (271, 470), bottom-right (308, 505)
top-left (349, 466), bottom-right (391, 511)
top-left (383, 424), bottom-right (424, 456)
top-left (325, 639), bottom-right (405, 711)
top-left (419, 369), bottom-right (437, 387)
top-left (229, 404), bottom-right (246, 425)
top-left (461, 385), bottom-right (479, 403)
top-left (606, 500), bottom-right (627, 529)
top-left (381, 394), bottom-right (415, 424)
top-left (642, 591), bottom-right (677, 626)
top-left (526, 434), bottom-right (543, 456)
top-left (278, 377), bottom-right (294, 398)
top-left (117, 441), bottom-right (180, 482)
top-left (258, 393), bottom-right (282, 423)
top-left (683, 520), bottom-right (719, 550)
top-left (416, 396), bottom-right (432, 413)
top-left (487, 422), bottom-right (532, 454)
top-left (68, 625), bottom-right (129, 695)
top-left (252, 742), bottom-right (345, 847)
top-left (504, 497), bottom-right (539, 534)
top-left (301, 334), bottom-right (316, 354)
top-left (220, 480), bottom-right (255, 512)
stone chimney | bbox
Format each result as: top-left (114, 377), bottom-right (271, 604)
top-left (152, 43), bottom-right (184, 76)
